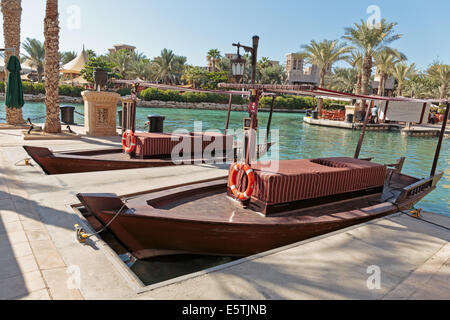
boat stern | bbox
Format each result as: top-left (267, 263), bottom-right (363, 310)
top-left (76, 193), bottom-right (125, 216)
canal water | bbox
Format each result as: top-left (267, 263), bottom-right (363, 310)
top-left (3, 102), bottom-right (449, 286)
top-left (3, 102), bottom-right (448, 215)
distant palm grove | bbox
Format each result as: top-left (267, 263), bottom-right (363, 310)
top-left (18, 18), bottom-right (449, 102)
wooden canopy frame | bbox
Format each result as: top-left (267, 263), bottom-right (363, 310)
top-left (112, 80), bottom-right (449, 178)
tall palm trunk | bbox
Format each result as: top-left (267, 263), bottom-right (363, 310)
top-left (440, 83), bottom-right (447, 100)
top-left (355, 71), bottom-right (362, 95)
top-left (361, 55), bottom-right (372, 96)
top-left (377, 72), bottom-right (386, 96)
top-left (397, 82), bottom-right (403, 97)
top-left (2, 0), bottom-right (24, 125)
top-left (360, 55), bottom-right (373, 110)
top-left (317, 68), bottom-right (326, 114)
top-left (43, 0), bottom-right (61, 133)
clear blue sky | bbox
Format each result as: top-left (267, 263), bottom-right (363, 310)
top-left (2, 0), bottom-right (449, 71)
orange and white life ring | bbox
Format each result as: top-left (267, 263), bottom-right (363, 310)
top-left (122, 130), bottom-right (136, 153)
top-left (228, 163), bottom-right (255, 201)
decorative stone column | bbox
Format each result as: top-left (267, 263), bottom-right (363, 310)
top-left (82, 91), bottom-right (120, 136)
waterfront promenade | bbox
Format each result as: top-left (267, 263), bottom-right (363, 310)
top-left (0, 125), bottom-right (448, 300)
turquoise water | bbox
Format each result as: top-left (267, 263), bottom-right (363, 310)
top-left (2, 102), bottom-right (448, 215)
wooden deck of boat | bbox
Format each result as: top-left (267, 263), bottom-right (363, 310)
top-left (118, 175), bottom-right (411, 225)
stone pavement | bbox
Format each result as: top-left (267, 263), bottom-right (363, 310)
top-left (0, 126), bottom-right (448, 300)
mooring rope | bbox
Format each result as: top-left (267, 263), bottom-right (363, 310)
top-left (86, 201), bottom-right (128, 239)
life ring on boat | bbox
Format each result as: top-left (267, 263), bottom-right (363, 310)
top-left (122, 130), bottom-right (136, 153)
top-left (228, 163), bottom-right (255, 201)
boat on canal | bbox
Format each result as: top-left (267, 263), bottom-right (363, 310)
top-left (77, 84), bottom-right (449, 258)
top-left (23, 82), bottom-right (273, 175)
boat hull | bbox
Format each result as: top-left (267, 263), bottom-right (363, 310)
top-left (77, 172), bottom-right (442, 258)
top-left (24, 143), bottom-right (271, 175)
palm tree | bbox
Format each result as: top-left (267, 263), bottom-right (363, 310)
top-left (43, 0), bottom-right (61, 134)
top-left (343, 19), bottom-right (402, 97)
top-left (181, 65), bottom-right (208, 88)
top-left (301, 39), bottom-right (352, 113)
top-left (259, 64), bottom-right (286, 85)
top-left (107, 49), bottom-right (133, 79)
top-left (326, 67), bottom-right (358, 93)
top-left (405, 73), bottom-right (440, 99)
top-left (59, 50), bottom-right (77, 65)
top-left (392, 62), bottom-right (416, 96)
top-left (346, 51), bottom-right (363, 94)
top-left (22, 38), bottom-right (45, 82)
top-left (428, 63), bottom-right (450, 100)
top-left (129, 59), bottom-right (154, 81)
top-left (154, 49), bottom-right (186, 84)
top-left (207, 49), bottom-right (221, 73)
top-left (373, 48), bottom-right (406, 96)
top-left (1, 0), bottom-right (24, 125)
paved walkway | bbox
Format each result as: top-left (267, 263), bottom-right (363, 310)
top-left (0, 126), bottom-right (448, 300)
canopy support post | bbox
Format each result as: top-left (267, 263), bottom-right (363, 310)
top-left (354, 100), bottom-right (374, 159)
top-left (225, 94), bottom-right (232, 134)
top-left (430, 102), bottom-right (449, 177)
top-left (265, 95), bottom-right (276, 145)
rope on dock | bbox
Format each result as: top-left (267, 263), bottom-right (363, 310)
top-left (369, 186), bottom-right (450, 231)
top-left (392, 203), bottom-right (450, 231)
top-left (86, 201), bottom-right (128, 239)
top-left (74, 110), bottom-right (84, 117)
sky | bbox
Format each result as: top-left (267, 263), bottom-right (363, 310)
top-left (1, 0), bottom-right (449, 71)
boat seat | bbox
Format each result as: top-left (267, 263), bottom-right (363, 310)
top-left (134, 132), bottom-right (233, 158)
top-left (229, 157), bottom-right (387, 205)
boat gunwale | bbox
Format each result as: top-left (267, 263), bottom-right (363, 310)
top-left (82, 176), bottom-right (437, 227)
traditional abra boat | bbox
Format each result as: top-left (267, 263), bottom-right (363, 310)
top-left (24, 83), bottom-right (272, 175)
top-left (77, 84), bottom-right (448, 258)
top-left (23, 137), bottom-right (271, 175)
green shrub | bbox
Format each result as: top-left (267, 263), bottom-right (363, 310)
top-left (0, 81), bottom-right (5, 93)
top-left (69, 86), bottom-right (83, 97)
top-left (59, 85), bottom-right (72, 96)
top-left (164, 90), bottom-right (183, 102)
top-left (140, 88), bottom-right (166, 101)
top-left (33, 83), bottom-right (45, 94)
top-left (22, 81), bottom-right (34, 94)
top-left (116, 88), bottom-right (131, 96)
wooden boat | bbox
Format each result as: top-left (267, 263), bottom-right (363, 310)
top-left (77, 157), bottom-right (444, 258)
top-left (24, 139), bottom-right (272, 175)
top-left (74, 83), bottom-right (449, 258)
top-left (24, 84), bottom-right (276, 175)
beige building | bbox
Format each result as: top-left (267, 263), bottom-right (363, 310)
top-left (108, 44), bottom-right (136, 54)
top-left (285, 53), bottom-right (330, 85)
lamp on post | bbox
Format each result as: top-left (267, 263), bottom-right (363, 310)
top-left (231, 50), bottom-right (246, 83)
top-left (232, 35), bottom-right (259, 84)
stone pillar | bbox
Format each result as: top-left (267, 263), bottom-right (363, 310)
top-left (82, 91), bottom-right (120, 136)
